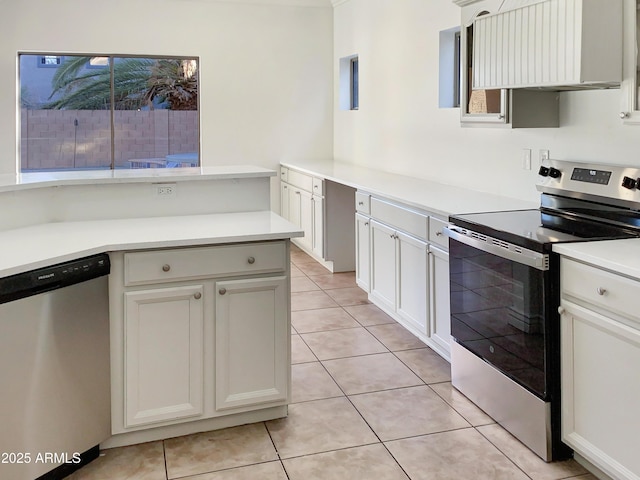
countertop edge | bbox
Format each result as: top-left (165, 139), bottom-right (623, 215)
top-left (553, 239), bottom-right (640, 281)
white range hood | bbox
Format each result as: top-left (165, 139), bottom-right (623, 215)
top-left (471, 0), bottom-right (623, 90)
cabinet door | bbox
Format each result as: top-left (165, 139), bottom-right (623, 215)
top-left (396, 231), bottom-right (428, 335)
top-left (312, 194), bottom-right (324, 257)
top-left (124, 285), bottom-right (204, 428)
top-left (280, 182), bottom-right (290, 221)
top-left (429, 246), bottom-right (451, 358)
top-left (298, 190), bottom-right (314, 252)
top-left (370, 220), bottom-right (397, 313)
top-left (288, 184), bottom-right (302, 227)
top-left (561, 302), bottom-right (640, 480)
top-left (620, 0), bottom-right (640, 123)
top-left (215, 276), bottom-right (288, 411)
top-left (355, 213), bottom-right (371, 292)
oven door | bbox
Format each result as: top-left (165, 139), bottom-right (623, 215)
top-left (445, 225), bottom-right (553, 400)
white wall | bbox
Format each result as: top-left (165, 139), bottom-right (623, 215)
top-left (0, 0), bottom-right (334, 207)
top-left (333, 0), bottom-right (640, 203)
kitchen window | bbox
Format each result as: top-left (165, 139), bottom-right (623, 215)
top-left (19, 53), bottom-right (200, 172)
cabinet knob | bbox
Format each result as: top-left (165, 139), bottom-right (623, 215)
top-left (620, 112), bottom-right (630, 119)
top-left (364, 222), bottom-right (369, 226)
top-left (558, 306), bottom-right (565, 315)
top-left (498, 114), bottom-right (505, 120)
top-left (162, 264), bottom-right (171, 272)
top-left (295, 191), bottom-right (301, 195)
top-left (247, 256), bottom-right (255, 264)
top-left (194, 292), bottom-right (202, 300)
top-left (219, 288), bottom-right (227, 295)
top-left (596, 287), bottom-right (607, 296)
top-left (436, 231), bottom-right (443, 237)
top-left (358, 201), bottom-right (364, 205)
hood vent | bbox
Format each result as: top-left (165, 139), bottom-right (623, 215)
top-left (471, 0), bottom-right (622, 91)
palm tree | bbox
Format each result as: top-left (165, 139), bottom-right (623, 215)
top-left (44, 56), bottom-right (197, 111)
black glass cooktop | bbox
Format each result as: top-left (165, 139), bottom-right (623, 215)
top-left (450, 207), bottom-right (638, 253)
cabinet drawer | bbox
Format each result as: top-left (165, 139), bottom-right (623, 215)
top-left (280, 166), bottom-right (288, 183)
top-left (370, 197), bottom-right (428, 241)
top-left (124, 242), bottom-right (287, 286)
top-left (561, 258), bottom-right (638, 322)
top-left (312, 177), bottom-right (324, 196)
top-left (286, 169), bottom-right (313, 192)
top-left (429, 217), bottom-right (449, 249)
top-left (355, 192), bottom-right (370, 214)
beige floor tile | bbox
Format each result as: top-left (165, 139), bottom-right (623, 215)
top-left (291, 334), bottom-right (317, 364)
top-left (429, 382), bottom-right (494, 426)
top-left (386, 429), bottom-right (530, 480)
top-left (291, 275), bottom-right (320, 293)
top-left (394, 348), bottom-right (451, 384)
top-left (569, 475), bottom-right (599, 480)
top-left (291, 362), bottom-right (344, 403)
top-left (179, 461), bottom-right (287, 480)
top-left (325, 286), bottom-right (371, 306)
top-left (297, 261), bottom-right (332, 276)
top-left (323, 352), bottom-right (423, 395)
top-left (350, 385), bottom-right (470, 441)
top-left (292, 307), bottom-right (361, 333)
top-left (291, 290), bottom-right (339, 311)
top-left (290, 250), bottom-right (317, 265)
top-left (367, 323), bottom-right (426, 351)
top-left (282, 444), bottom-right (409, 480)
top-left (164, 423), bottom-right (278, 478)
top-left (344, 304), bottom-right (396, 326)
top-left (308, 272), bottom-right (357, 289)
top-left (266, 397), bottom-right (378, 459)
top-left (290, 264), bottom-right (305, 277)
top-left (477, 424), bottom-right (588, 480)
top-left (300, 327), bottom-right (387, 360)
top-left (66, 441), bottom-right (165, 480)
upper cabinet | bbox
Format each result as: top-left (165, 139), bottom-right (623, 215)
top-left (471, 0), bottom-right (622, 90)
top-left (620, 0), bottom-right (640, 123)
top-left (455, 0), bottom-right (559, 127)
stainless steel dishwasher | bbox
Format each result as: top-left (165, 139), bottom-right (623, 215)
top-left (0, 253), bottom-right (111, 480)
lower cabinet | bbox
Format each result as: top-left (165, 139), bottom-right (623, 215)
top-left (370, 219), bottom-right (429, 337)
top-left (560, 257), bottom-right (640, 480)
top-left (215, 276), bottom-right (288, 411)
top-left (109, 241), bottom-right (291, 437)
top-left (355, 213), bottom-right (371, 292)
top-left (124, 284), bottom-right (205, 428)
top-left (428, 245), bottom-right (451, 357)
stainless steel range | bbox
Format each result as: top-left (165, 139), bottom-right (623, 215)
top-left (445, 160), bottom-right (640, 462)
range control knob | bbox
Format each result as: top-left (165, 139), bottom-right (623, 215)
top-left (538, 166), bottom-right (550, 177)
top-left (622, 176), bottom-right (637, 189)
top-left (548, 167), bottom-right (562, 179)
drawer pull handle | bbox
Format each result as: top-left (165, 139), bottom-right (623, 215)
top-left (162, 264), bottom-right (171, 272)
top-left (358, 201), bottom-right (364, 205)
top-left (436, 231), bottom-right (443, 237)
top-left (247, 256), bottom-right (256, 264)
top-left (194, 292), bottom-right (202, 300)
top-left (219, 288), bottom-right (227, 295)
top-left (364, 222), bottom-right (369, 226)
top-left (596, 287), bottom-right (607, 296)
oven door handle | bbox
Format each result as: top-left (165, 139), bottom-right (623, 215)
top-left (443, 226), bottom-right (549, 271)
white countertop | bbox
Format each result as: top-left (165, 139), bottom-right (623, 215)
top-left (0, 211), bottom-right (303, 278)
top-left (281, 159), bottom-right (537, 218)
top-left (553, 238), bottom-right (640, 280)
top-left (0, 165), bottom-right (275, 193)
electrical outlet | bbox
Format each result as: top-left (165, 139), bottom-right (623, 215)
top-left (539, 149), bottom-right (550, 163)
top-left (522, 149), bottom-right (532, 170)
top-left (155, 183), bottom-right (176, 196)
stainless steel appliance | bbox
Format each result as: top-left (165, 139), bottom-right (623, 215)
top-left (0, 254), bottom-right (111, 480)
top-left (445, 160), bottom-right (640, 462)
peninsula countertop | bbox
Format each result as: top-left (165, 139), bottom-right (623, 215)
top-left (0, 211), bottom-right (303, 278)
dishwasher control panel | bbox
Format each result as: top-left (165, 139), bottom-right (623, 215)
top-left (0, 253), bottom-right (110, 304)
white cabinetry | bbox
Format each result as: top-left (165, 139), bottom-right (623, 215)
top-left (559, 257), bottom-right (640, 480)
top-left (356, 192), bottom-right (451, 358)
top-left (453, 0), bottom-right (559, 127)
top-left (109, 241), bottom-right (290, 438)
top-left (280, 165), bottom-right (355, 272)
top-left (215, 276), bottom-right (288, 411)
top-left (124, 285), bottom-right (205, 427)
top-left (620, 0), bottom-right (640, 123)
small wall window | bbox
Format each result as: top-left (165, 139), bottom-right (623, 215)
top-left (438, 26), bottom-right (461, 108)
top-left (339, 54), bottom-right (359, 111)
top-left (19, 53), bottom-right (200, 172)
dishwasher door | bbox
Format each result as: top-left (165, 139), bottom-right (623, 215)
top-left (0, 256), bottom-right (111, 480)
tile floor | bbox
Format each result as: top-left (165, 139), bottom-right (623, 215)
top-left (68, 245), bottom-right (598, 480)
